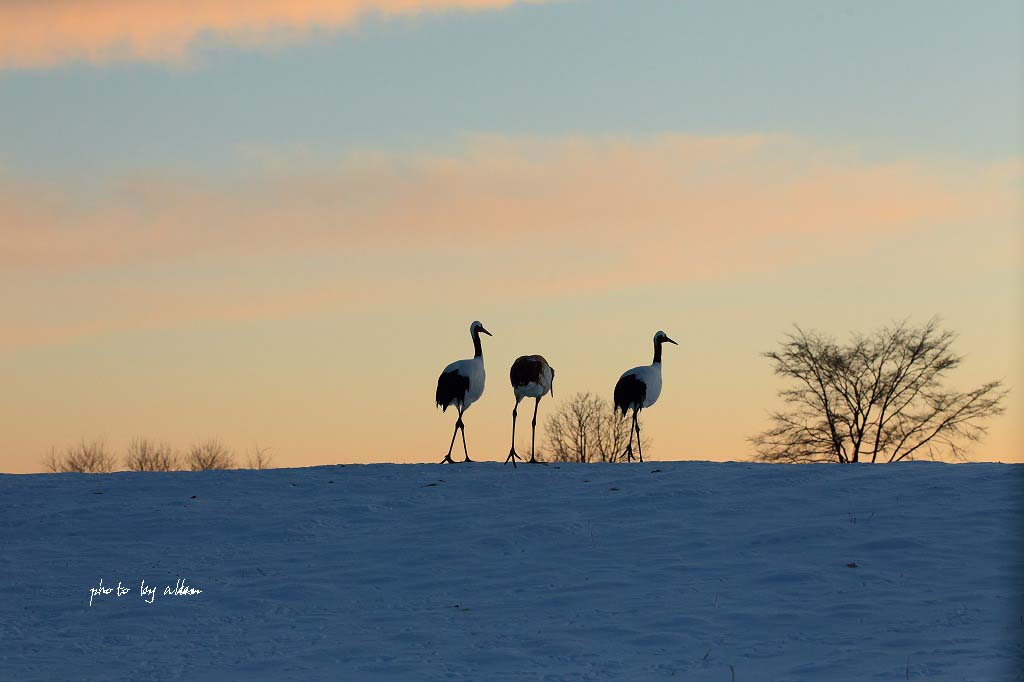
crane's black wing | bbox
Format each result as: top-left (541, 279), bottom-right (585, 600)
top-left (436, 369), bottom-right (470, 412)
top-left (510, 355), bottom-right (548, 388)
top-left (613, 372), bottom-right (646, 416)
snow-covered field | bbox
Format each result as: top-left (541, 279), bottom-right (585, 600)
top-left (1, 462), bottom-right (1021, 681)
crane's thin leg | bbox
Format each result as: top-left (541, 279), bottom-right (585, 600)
top-left (505, 398), bottom-right (522, 467)
top-left (441, 413), bottom-right (461, 464)
top-left (622, 408), bottom-right (635, 462)
top-left (635, 407), bottom-right (644, 463)
top-left (459, 409), bottom-right (472, 463)
top-left (528, 397), bottom-right (545, 464)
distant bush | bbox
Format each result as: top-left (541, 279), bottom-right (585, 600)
top-left (544, 392), bottom-right (650, 463)
top-left (124, 438), bottom-right (178, 471)
top-left (42, 437), bottom-right (253, 473)
top-left (186, 439), bottom-right (235, 470)
top-left (44, 440), bottom-right (117, 473)
top-left (245, 445), bottom-right (274, 470)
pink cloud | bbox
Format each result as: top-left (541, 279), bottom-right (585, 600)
top-left (2, 135), bottom-right (1020, 350)
top-left (0, 0), bottom-right (542, 69)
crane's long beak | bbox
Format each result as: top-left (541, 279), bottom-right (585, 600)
top-left (479, 326), bottom-right (492, 336)
top-left (664, 336), bottom-right (678, 345)
top-left (550, 376), bottom-right (555, 398)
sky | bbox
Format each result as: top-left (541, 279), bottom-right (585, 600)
top-left (1, 0), bottom-right (1021, 472)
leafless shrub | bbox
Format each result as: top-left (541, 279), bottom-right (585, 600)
top-left (245, 445), bottom-right (274, 470)
top-left (751, 317), bottom-right (1008, 463)
top-left (186, 439), bottom-right (235, 470)
top-left (44, 439), bottom-right (117, 473)
top-left (124, 438), bottom-right (178, 471)
top-left (544, 392), bottom-right (650, 463)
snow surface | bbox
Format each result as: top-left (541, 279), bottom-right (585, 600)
top-left (1, 462), bottom-right (1021, 681)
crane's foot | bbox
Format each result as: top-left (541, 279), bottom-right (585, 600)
top-left (462, 455), bottom-right (474, 463)
top-left (505, 449), bottom-right (522, 467)
top-left (622, 446), bottom-right (634, 463)
top-left (440, 454), bottom-right (455, 464)
top-left (527, 457), bottom-right (547, 465)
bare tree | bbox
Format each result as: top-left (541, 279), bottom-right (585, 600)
top-left (751, 318), bottom-right (1007, 463)
top-left (124, 438), bottom-right (178, 471)
top-left (186, 439), bottom-right (235, 470)
top-left (544, 392), bottom-right (649, 463)
top-left (245, 445), bottom-right (274, 470)
top-left (545, 393), bottom-right (601, 463)
top-left (592, 400), bottom-right (647, 462)
top-left (44, 439), bottom-right (117, 473)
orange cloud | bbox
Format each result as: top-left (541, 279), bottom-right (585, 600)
top-left (2, 134), bottom-right (1020, 350)
top-left (3, 135), bottom-right (1017, 270)
top-left (0, 0), bottom-right (540, 69)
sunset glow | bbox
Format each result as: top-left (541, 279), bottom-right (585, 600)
top-left (0, 0), bottom-right (1020, 472)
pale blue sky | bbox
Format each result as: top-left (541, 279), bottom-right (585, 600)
top-left (1, 0), bottom-right (1020, 471)
top-left (1, 0), bottom-right (1020, 183)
